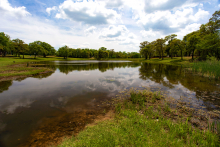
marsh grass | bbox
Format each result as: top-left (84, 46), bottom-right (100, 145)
top-left (58, 90), bottom-right (219, 147)
top-left (192, 60), bottom-right (220, 79)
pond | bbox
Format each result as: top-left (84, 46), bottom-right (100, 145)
top-left (0, 61), bottom-right (220, 147)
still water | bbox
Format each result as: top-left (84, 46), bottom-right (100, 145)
top-left (0, 61), bottom-right (220, 147)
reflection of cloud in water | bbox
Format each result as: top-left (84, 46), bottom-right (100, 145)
top-left (81, 71), bottom-right (90, 76)
top-left (127, 79), bottom-right (135, 85)
top-left (164, 77), bottom-right (168, 82)
top-left (85, 81), bottom-right (96, 91)
top-left (140, 80), bottom-right (157, 87)
top-left (0, 98), bottom-right (34, 114)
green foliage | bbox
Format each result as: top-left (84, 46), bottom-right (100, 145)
top-left (57, 45), bottom-right (70, 59)
top-left (12, 39), bottom-right (29, 58)
top-left (0, 32), bottom-right (10, 56)
top-left (29, 41), bottom-right (44, 58)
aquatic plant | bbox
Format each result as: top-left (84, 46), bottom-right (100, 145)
top-left (192, 59), bottom-right (220, 79)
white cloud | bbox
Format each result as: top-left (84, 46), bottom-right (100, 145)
top-left (137, 8), bottom-right (209, 34)
top-left (0, 0), bottom-right (218, 53)
top-left (144, 0), bottom-right (210, 13)
top-left (99, 25), bottom-right (128, 38)
top-left (84, 26), bottom-right (97, 36)
top-left (0, 0), bottom-right (30, 18)
top-left (140, 29), bottom-right (164, 41)
top-left (177, 23), bottom-right (201, 39)
top-left (105, 0), bottom-right (124, 8)
top-left (54, 0), bottom-right (121, 25)
top-left (46, 6), bottom-right (57, 15)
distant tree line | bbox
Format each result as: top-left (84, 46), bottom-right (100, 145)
top-left (56, 46), bottom-right (140, 59)
top-left (0, 34), bottom-right (140, 59)
top-left (139, 10), bottom-right (220, 61)
top-left (0, 36), bottom-right (56, 59)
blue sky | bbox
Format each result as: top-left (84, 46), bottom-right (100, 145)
top-left (0, 0), bottom-right (219, 52)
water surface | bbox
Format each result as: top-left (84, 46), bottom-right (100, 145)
top-left (0, 61), bottom-right (220, 147)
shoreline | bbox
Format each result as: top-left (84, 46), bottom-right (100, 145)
top-left (57, 89), bottom-right (220, 147)
top-left (0, 56), bottom-right (191, 82)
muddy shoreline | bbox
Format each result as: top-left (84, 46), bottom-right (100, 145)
top-left (18, 101), bottom-right (112, 147)
top-left (8, 88), bottom-right (220, 147)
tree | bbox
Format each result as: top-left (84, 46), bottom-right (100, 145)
top-left (169, 39), bottom-right (185, 60)
top-left (209, 10), bottom-right (220, 33)
top-left (29, 41), bottom-right (44, 58)
top-left (98, 48), bottom-right (109, 59)
top-left (0, 32), bottom-right (10, 57)
top-left (140, 43), bottom-right (154, 60)
top-left (99, 47), bottom-right (107, 51)
top-left (198, 33), bottom-right (220, 60)
top-left (58, 45), bottom-right (69, 59)
top-left (165, 34), bottom-right (177, 57)
top-left (109, 49), bottom-right (115, 58)
top-left (155, 38), bottom-right (166, 60)
top-left (186, 34), bottom-right (200, 60)
top-left (12, 39), bottom-right (29, 59)
top-left (40, 42), bottom-right (55, 57)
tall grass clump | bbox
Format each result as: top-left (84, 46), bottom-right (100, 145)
top-left (192, 57), bottom-right (220, 79)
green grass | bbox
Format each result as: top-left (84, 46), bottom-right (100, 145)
top-left (57, 90), bottom-right (219, 147)
top-left (192, 60), bottom-right (220, 79)
top-left (0, 56), bottom-right (96, 78)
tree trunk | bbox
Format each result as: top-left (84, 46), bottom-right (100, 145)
top-left (192, 49), bottom-right (194, 60)
top-left (23, 53), bottom-right (24, 59)
top-left (35, 54), bottom-right (36, 59)
top-left (181, 50), bottom-right (183, 60)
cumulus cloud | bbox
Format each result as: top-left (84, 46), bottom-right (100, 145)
top-left (99, 25), bottom-right (140, 48)
top-left (0, 0), bottom-right (30, 18)
top-left (84, 26), bottom-right (97, 36)
top-left (144, 0), bottom-right (210, 13)
top-left (140, 29), bottom-right (163, 39)
top-left (55, 0), bottom-right (120, 25)
top-left (105, 0), bottom-right (124, 8)
top-left (137, 8), bottom-right (209, 34)
top-left (46, 6), bottom-right (57, 15)
top-left (99, 25), bottom-right (128, 38)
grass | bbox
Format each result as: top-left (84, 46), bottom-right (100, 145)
top-left (192, 60), bottom-right (220, 80)
top-left (0, 56), bottom-right (95, 78)
top-left (57, 90), bottom-right (219, 147)
top-left (107, 57), bottom-right (191, 65)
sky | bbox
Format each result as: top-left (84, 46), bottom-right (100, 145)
top-left (0, 0), bottom-right (220, 52)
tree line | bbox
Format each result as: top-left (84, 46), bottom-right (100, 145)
top-left (0, 34), bottom-right (140, 59)
top-left (139, 10), bottom-right (220, 61)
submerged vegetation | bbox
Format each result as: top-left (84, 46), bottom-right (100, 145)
top-left (58, 90), bottom-right (219, 147)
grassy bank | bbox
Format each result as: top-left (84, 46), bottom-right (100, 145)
top-left (0, 56), bottom-right (95, 80)
top-left (58, 90), bottom-right (219, 147)
top-left (105, 57), bottom-right (191, 65)
top-left (192, 60), bottom-right (220, 79)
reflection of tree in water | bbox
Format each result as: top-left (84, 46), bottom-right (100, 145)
top-left (139, 63), bottom-right (220, 110)
top-left (55, 62), bottom-right (141, 74)
top-left (0, 80), bottom-right (13, 93)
